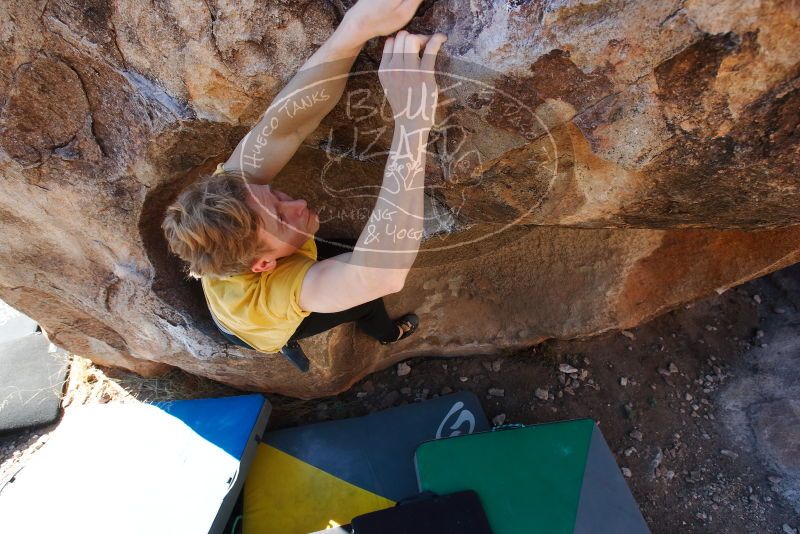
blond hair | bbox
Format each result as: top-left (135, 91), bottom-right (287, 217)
top-left (162, 171), bottom-right (267, 279)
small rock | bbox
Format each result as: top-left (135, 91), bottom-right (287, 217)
top-left (491, 359), bottom-right (503, 372)
top-left (768, 475), bottom-right (782, 484)
top-left (440, 386), bottom-right (453, 395)
top-left (630, 430), bottom-right (643, 441)
top-left (783, 525), bottom-right (797, 534)
top-left (396, 362), bottom-right (411, 377)
top-left (578, 369), bottom-right (589, 381)
top-left (362, 380), bottom-right (375, 393)
top-left (620, 377), bottom-right (628, 387)
top-left (668, 362), bottom-right (679, 374)
top-left (755, 329), bottom-right (765, 339)
top-left (559, 363), bottom-right (578, 374)
top-left (488, 388), bottom-right (505, 397)
top-left (400, 387), bottom-right (412, 395)
top-left (624, 447), bottom-right (637, 457)
top-left (685, 393), bottom-right (693, 401)
top-left (623, 402), bottom-right (634, 419)
top-left (534, 388), bottom-right (549, 401)
top-left (753, 294), bottom-right (762, 303)
top-left (492, 413), bottom-right (507, 426)
top-left (459, 376), bottom-right (469, 382)
top-left (356, 391), bottom-right (368, 398)
top-left (621, 467), bottom-right (632, 478)
top-left (720, 449), bottom-right (739, 459)
top-left (621, 330), bottom-right (635, 340)
top-left (650, 447), bottom-right (664, 477)
top-left (774, 306), bottom-right (787, 314)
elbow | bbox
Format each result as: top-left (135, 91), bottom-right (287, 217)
top-left (356, 267), bottom-right (408, 297)
top-left (386, 272), bottom-right (408, 294)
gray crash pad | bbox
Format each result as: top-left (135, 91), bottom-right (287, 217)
top-left (0, 299), bottom-right (38, 344)
top-left (0, 332), bottom-right (69, 432)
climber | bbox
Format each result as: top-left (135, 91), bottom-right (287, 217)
top-left (161, 0), bottom-right (446, 371)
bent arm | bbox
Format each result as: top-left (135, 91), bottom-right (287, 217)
top-left (299, 120), bottom-right (428, 313)
top-left (298, 31), bottom-right (444, 314)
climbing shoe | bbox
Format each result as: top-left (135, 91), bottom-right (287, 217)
top-left (381, 313), bottom-right (419, 345)
top-left (280, 340), bottom-right (310, 372)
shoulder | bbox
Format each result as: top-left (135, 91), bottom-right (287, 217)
top-left (296, 236), bottom-right (318, 262)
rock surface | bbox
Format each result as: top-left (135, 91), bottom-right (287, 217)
top-left (0, 0), bottom-right (798, 397)
top-left (719, 265), bottom-right (800, 513)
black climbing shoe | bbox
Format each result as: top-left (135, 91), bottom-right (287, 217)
top-left (381, 313), bottom-right (419, 345)
top-left (280, 340), bottom-right (310, 372)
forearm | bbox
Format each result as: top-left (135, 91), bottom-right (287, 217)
top-left (225, 16), bottom-right (370, 182)
top-left (268, 16), bottom-right (368, 136)
top-left (352, 120), bottom-right (429, 276)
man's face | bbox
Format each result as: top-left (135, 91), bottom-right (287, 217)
top-left (244, 184), bottom-right (320, 268)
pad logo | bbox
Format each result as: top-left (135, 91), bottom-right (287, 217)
top-left (436, 401), bottom-right (476, 439)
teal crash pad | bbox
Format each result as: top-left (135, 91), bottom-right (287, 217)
top-left (415, 419), bottom-right (650, 534)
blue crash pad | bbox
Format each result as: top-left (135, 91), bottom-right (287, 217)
top-left (0, 394), bottom-right (270, 534)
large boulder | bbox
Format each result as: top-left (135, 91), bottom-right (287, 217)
top-left (0, 0), bottom-right (798, 397)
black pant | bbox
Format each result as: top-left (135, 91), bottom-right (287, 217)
top-left (291, 237), bottom-right (399, 343)
top-left (290, 296), bottom-right (398, 344)
top-left (218, 237), bottom-right (399, 349)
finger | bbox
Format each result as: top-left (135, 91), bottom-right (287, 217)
top-left (404, 34), bottom-right (425, 68)
top-left (392, 30), bottom-right (408, 61)
top-left (421, 33), bottom-right (447, 71)
top-left (415, 34), bottom-right (432, 48)
top-left (380, 36), bottom-right (394, 70)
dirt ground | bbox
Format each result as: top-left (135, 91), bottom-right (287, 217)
top-left (2, 266), bottom-right (799, 533)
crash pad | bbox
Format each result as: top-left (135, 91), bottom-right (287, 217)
top-left (0, 299), bottom-right (38, 344)
top-left (244, 391), bottom-right (489, 534)
top-left (0, 332), bottom-right (68, 432)
top-left (0, 394), bottom-right (270, 534)
top-left (415, 419), bottom-right (650, 534)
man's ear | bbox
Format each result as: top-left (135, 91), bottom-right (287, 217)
top-left (251, 256), bottom-right (277, 274)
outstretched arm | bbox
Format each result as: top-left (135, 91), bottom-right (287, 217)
top-left (225, 0), bottom-right (426, 184)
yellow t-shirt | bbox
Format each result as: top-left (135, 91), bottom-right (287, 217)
top-left (201, 237), bottom-right (317, 353)
top-left (201, 164), bottom-right (317, 352)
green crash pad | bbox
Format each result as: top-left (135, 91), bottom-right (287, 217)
top-left (415, 419), bottom-right (650, 534)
